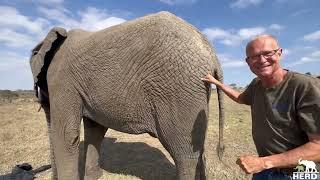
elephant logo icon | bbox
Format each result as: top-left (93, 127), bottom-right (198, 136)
top-left (297, 159), bottom-right (318, 173)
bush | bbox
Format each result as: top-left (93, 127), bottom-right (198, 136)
top-left (0, 90), bottom-right (19, 102)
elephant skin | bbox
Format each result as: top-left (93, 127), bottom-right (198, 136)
top-left (29, 11), bottom-right (224, 180)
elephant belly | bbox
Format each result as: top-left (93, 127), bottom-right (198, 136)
top-left (85, 94), bottom-right (155, 135)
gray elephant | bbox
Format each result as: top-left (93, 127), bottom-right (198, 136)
top-left (30, 11), bottom-right (224, 180)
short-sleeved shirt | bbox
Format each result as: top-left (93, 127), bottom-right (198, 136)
top-left (241, 71), bottom-right (320, 157)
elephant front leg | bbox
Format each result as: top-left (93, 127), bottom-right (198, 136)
top-left (81, 117), bottom-right (107, 180)
top-left (42, 104), bottom-right (58, 179)
top-left (50, 94), bottom-right (82, 180)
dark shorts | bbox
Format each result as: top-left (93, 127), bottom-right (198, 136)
top-left (252, 169), bottom-right (292, 180)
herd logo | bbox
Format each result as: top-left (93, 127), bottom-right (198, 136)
top-left (292, 159), bottom-right (319, 180)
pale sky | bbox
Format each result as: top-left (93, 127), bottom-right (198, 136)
top-left (1, 0), bottom-right (319, 90)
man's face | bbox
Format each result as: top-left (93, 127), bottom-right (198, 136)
top-left (245, 37), bottom-right (282, 78)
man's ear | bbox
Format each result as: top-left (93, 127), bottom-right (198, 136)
top-left (245, 58), bottom-right (249, 65)
top-left (278, 48), bottom-right (283, 57)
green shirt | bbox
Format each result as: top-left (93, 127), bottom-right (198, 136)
top-left (241, 71), bottom-right (320, 157)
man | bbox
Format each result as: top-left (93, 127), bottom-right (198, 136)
top-left (202, 34), bottom-right (320, 179)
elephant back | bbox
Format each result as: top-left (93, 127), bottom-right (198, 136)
top-left (30, 27), bottom-right (67, 95)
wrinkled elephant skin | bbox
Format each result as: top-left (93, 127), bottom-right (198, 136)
top-left (29, 11), bottom-right (224, 180)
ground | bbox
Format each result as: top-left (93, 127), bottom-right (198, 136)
top-left (0, 91), bottom-right (256, 179)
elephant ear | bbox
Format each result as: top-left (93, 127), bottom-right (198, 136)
top-left (30, 27), bottom-right (67, 95)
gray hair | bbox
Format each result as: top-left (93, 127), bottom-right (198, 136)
top-left (246, 34), bottom-right (280, 54)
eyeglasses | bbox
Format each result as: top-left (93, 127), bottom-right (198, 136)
top-left (246, 48), bottom-right (281, 62)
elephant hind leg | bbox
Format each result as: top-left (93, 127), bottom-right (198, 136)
top-left (81, 117), bottom-right (107, 180)
top-left (153, 105), bottom-right (206, 180)
top-left (157, 130), bottom-right (205, 180)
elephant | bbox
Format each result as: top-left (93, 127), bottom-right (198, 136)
top-left (29, 11), bottom-right (224, 180)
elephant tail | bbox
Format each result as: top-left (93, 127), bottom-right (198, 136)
top-left (29, 27), bottom-right (67, 103)
top-left (214, 69), bottom-right (225, 160)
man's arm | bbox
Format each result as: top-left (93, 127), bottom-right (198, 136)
top-left (201, 73), bottom-right (244, 104)
top-left (262, 133), bottom-right (320, 169)
top-left (237, 133), bottom-right (320, 174)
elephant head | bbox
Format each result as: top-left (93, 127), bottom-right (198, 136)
top-left (29, 27), bottom-right (67, 179)
top-left (30, 27), bottom-right (67, 98)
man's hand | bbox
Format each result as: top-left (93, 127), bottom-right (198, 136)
top-left (236, 155), bottom-right (267, 174)
top-left (201, 73), bottom-right (244, 104)
top-left (201, 73), bottom-right (221, 85)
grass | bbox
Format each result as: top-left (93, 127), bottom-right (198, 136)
top-left (0, 92), bottom-right (256, 179)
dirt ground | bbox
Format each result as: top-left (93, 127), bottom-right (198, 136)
top-left (0, 91), bottom-right (256, 179)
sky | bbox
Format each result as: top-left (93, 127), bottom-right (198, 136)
top-left (0, 0), bottom-right (319, 90)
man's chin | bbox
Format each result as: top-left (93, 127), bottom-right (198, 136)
top-left (254, 71), bottom-right (273, 78)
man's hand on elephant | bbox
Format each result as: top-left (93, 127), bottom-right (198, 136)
top-left (236, 155), bottom-right (266, 174)
top-left (201, 73), bottom-right (220, 85)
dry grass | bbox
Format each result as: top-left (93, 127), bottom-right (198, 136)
top-left (0, 92), bottom-right (256, 179)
